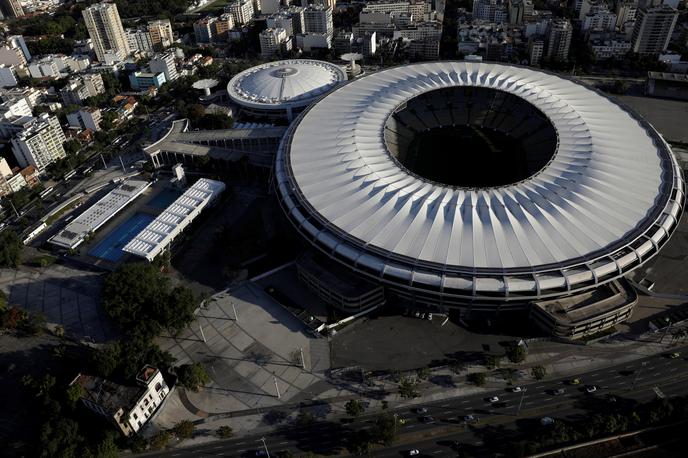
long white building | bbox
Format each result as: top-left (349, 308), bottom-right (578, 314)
top-left (123, 179), bottom-right (225, 261)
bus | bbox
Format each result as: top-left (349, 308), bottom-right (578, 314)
top-left (80, 166), bottom-right (93, 176)
top-left (63, 170), bottom-right (76, 180)
top-left (39, 186), bottom-right (54, 198)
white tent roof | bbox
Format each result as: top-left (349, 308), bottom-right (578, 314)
top-left (276, 62), bottom-right (684, 300)
top-left (227, 59), bottom-right (347, 110)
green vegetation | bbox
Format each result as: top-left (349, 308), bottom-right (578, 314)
top-left (345, 399), bottom-right (365, 417)
top-left (372, 413), bottom-right (398, 445)
top-left (398, 376), bottom-right (420, 399)
top-left (177, 363), bottom-right (210, 391)
top-left (26, 254), bottom-right (58, 268)
top-left (113, 0), bottom-right (194, 18)
top-left (531, 365), bottom-right (547, 381)
top-left (0, 229), bottom-right (23, 267)
top-left (46, 200), bottom-right (81, 226)
top-left (101, 262), bottom-right (197, 336)
top-left (216, 425), bottom-right (233, 438)
top-left (485, 354), bottom-right (501, 369)
top-left (172, 420), bottom-right (195, 439)
top-left (416, 366), bottom-right (431, 380)
top-left (512, 396), bottom-right (688, 457)
top-left (467, 372), bottom-right (487, 386)
top-left (149, 430), bottom-right (172, 450)
top-left (507, 343), bottom-right (528, 363)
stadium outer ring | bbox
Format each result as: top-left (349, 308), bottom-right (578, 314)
top-left (275, 61), bottom-right (685, 308)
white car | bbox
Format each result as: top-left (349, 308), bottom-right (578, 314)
top-left (489, 396), bottom-right (500, 403)
top-left (585, 385), bottom-right (598, 393)
top-left (511, 386), bottom-right (522, 392)
top-left (408, 450), bottom-right (420, 456)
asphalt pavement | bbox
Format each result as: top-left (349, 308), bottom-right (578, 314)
top-left (141, 345), bottom-right (688, 458)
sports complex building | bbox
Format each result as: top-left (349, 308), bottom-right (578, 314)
top-left (274, 61), bottom-right (685, 339)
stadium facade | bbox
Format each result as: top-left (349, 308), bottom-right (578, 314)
top-left (275, 61), bottom-right (684, 335)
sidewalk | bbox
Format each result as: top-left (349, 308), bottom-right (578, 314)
top-left (151, 329), bottom-right (688, 449)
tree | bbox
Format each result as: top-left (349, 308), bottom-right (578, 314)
top-left (177, 363), bottom-right (209, 391)
top-left (416, 367), bottom-right (431, 380)
top-left (0, 229), bottom-right (23, 267)
top-left (485, 355), bottom-right (501, 369)
top-left (348, 429), bottom-right (374, 455)
top-left (172, 420), bottom-right (194, 439)
top-left (467, 372), bottom-right (486, 386)
top-left (66, 384), bottom-right (84, 406)
top-left (507, 343), bottom-right (527, 363)
top-left (216, 425), bottom-right (233, 438)
top-left (91, 433), bottom-right (119, 458)
top-left (372, 413), bottom-right (397, 445)
top-left (531, 365), bottom-right (547, 381)
top-left (345, 399), bottom-right (365, 417)
top-left (39, 417), bottom-right (83, 458)
top-left (398, 377), bottom-right (420, 398)
top-left (149, 430), bottom-right (171, 450)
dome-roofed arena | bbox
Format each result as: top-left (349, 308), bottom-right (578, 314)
top-left (227, 59), bottom-right (347, 121)
top-left (275, 62), bottom-right (684, 318)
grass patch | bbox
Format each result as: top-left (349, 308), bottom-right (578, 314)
top-left (25, 255), bottom-right (58, 268)
top-left (45, 200), bottom-right (80, 225)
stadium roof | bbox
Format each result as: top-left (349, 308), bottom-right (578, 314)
top-left (123, 179), bottom-right (225, 261)
top-left (227, 59), bottom-right (347, 110)
top-left (276, 62), bottom-right (684, 300)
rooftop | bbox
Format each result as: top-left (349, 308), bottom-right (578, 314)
top-left (227, 59), bottom-right (347, 109)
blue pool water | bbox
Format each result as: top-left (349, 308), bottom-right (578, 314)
top-left (89, 213), bottom-right (154, 262)
top-left (148, 188), bottom-right (181, 209)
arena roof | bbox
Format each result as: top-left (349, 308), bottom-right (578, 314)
top-left (123, 179), bottom-right (225, 261)
top-left (276, 62), bottom-right (685, 302)
top-left (226, 59), bottom-right (347, 110)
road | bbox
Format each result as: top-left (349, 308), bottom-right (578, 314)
top-left (143, 346), bottom-right (688, 458)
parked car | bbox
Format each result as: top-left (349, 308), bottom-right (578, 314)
top-left (420, 415), bottom-right (435, 423)
top-left (511, 386), bottom-right (523, 392)
top-left (553, 388), bottom-right (566, 395)
top-left (408, 450), bottom-right (420, 456)
top-left (488, 396), bottom-right (500, 403)
top-left (585, 385), bottom-right (598, 393)
top-left (415, 407), bottom-right (428, 414)
top-left (540, 416), bottom-right (554, 426)
top-left (463, 414), bottom-right (475, 422)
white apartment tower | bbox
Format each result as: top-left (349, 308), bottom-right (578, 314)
top-left (82, 2), bottom-right (130, 62)
top-left (11, 114), bottom-right (67, 172)
top-left (545, 19), bottom-right (573, 62)
top-left (148, 19), bottom-right (174, 50)
top-left (631, 5), bottom-right (678, 55)
top-left (260, 28), bottom-right (290, 57)
top-left (303, 5), bottom-right (334, 41)
top-left (149, 51), bottom-right (179, 82)
top-left (226, 0), bottom-right (255, 26)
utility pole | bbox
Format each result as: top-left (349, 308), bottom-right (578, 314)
top-left (100, 153), bottom-right (107, 169)
top-left (393, 413), bottom-right (398, 435)
top-left (274, 377), bottom-right (281, 399)
top-left (119, 155), bottom-right (126, 173)
top-left (516, 388), bottom-right (528, 416)
top-left (259, 437), bottom-right (271, 458)
top-left (632, 361), bottom-right (648, 390)
top-left (199, 324), bottom-right (206, 343)
top-left (8, 200), bottom-right (20, 218)
top-left (660, 318), bottom-right (672, 345)
top-left (299, 347), bottom-right (306, 370)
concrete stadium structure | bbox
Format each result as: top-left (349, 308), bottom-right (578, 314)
top-left (275, 61), bottom-right (685, 332)
top-left (226, 59), bottom-right (347, 121)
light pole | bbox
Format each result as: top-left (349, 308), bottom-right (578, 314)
top-left (660, 318), bottom-right (672, 345)
top-left (231, 302), bottom-right (238, 322)
top-left (516, 388), bottom-right (528, 416)
top-left (393, 413), bottom-right (398, 435)
top-left (632, 361), bottom-right (648, 390)
top-left (274, 376), bottom-right (281, 399)
top-left (259, 437), bottom-right (271, 458)
top-left (299, 347), bottom-right (306, 370)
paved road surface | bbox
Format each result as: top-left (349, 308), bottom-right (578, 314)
top-left (142, 345), bottom-right (688, 457)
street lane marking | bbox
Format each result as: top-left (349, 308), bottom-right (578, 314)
top-left (441, 403), bottom-right (450, 407)
top-left (535, 385), bottom-right (545, 389)
top-left (432, 451), bottom-right (443, 454)
top-left (461, 400), bottom-right (469, 403)
top-left (545, 397), bottom-right (553, 401)
top-left (278, 441), bottom-right (289, 445)
top-left (612, 375), bottom-right (622, 379)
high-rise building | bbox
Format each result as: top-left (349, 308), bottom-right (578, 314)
top-left (261, 0), bottom-right (281, 15)
top-left (148, 19), bottom-right (174, 50)
top-left (631, 5), bottom-right (678, 55)
top-left (60, 73), bottom-right (105, 106)
top-left (267, 12), bottom-right (295, 37)
top-left (213, 13), bottom-right (235, 40)
top-left (226, 0), bottom-right (255, 26)
top-left (314, 0), bottom-right (337, 9)
top-left (11, 114), bottom-right (67, 172)
top-left (0, 35), bottom-right (31, 67)
top-left (545, 19), bottom-right (572, 62)
top-left (67, 107), bottom-right (102, 132)
top-left (0, 0), bottom-right (24, 18)
top-left (528, 38), bottom-right (544, 65)
top-left (616, 0), bottom-right (638, 29)
top-left (260, 28), bottom-right (291, 57)
top-left (149, 51), bottom-right (179, 83)
top-left (473, 0), bottom-right (508, 23)
top-left (82, 2), bottom-right (130, 62)
top-left (303, 5), bottom-right (334, 43)
top-left (126, 28), bottom-right (154, 53)
top-left (194, 16), bottom-right (217, 43)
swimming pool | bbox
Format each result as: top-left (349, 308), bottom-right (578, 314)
top-left (148, 188), bottom-right (181, 209)
top-left (88, 213), bottom-right (154, 262)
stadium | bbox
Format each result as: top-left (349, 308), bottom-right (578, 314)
top-left (275, 62), bottom-right (684, 335)
top-left (226, 59), bottom-right (347, 121)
